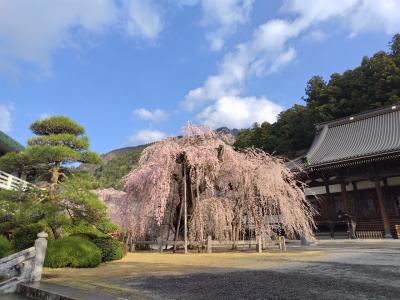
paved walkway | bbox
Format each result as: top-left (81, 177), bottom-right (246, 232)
top-left (41, 241), bottom-right (400, 300)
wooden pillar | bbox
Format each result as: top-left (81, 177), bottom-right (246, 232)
top-left (374, 179), bottom-right (393, 238)
top-left (340, 182), bottom-right (349, 213)
top-left (325, 183), bottom-right (334, 238)
top-left (352, 182), bottom-right (359, 216)
top-left (325, 183), bottom-right (332, 219)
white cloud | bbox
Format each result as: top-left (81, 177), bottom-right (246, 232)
top-left (308, 30), bottom-right (328, 42)
top-left (38, 113), bottom-right (51, 120)
top-left (0, 104), bottom-right (13, 133)
top-left (182, 18), bottom-right (300, 111)
top-left (349, 0), bottom-right (400, 36)
top-left (128, 129), bottom-right (167, 145)
top-left (0, 0), bottom-right (164, 72)
top-left (133, 108), bottom-right (168, 122)
top-left (197, 96), bottom-right (283, 129)
top-left (282, 0), bottom-right (400, 36)
top-left (267, 47), bottom-right (297, 74)
top-left (0, 0), bottom-right (118, 69)
top-left (179, 0), bottom-right (254, 51)
top-left (183, 0), bottom-right (400, 113)
top-left (202, 0), bottom-right (254, 51)
top-left (125, 0), bottom-right (163, 39)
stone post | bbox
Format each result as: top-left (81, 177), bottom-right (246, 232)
top-left (207, 235), bottom-right (212, 253)
top-left (256, 236), bottom-right (262, 253)
top-left (130, 243), bottom-right (135, 252)
top-left (299, 231), bottom-right (310, 246)
top-left (31, 232), bottom-right (48, 282)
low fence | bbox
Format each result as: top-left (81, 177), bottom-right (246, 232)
top-left (0, 232), bottom-right (48, 294)
top-left (356, 231), bottom-right (383, 239)
top-left (0, 171), bottom-right (31, 191)
top-left (131, 236), bottom-right (287, 253)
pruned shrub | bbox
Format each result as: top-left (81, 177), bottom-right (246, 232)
top-left (93, 237), bottom-right (125, 262)
top-left (11, 224), bottom-right (48, 252)
top-left (64, 222), bottom-right (106, 241)
top-left (44, 237), bottom-right (102, 268)
top-left (0, 235), bottom-right (12, 258)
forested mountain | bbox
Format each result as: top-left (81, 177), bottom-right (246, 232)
top-left (234, 34), bottom-right (400, 158)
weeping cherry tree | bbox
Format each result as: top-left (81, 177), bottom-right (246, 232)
top-left (97, 124), bottom-right (315, 246)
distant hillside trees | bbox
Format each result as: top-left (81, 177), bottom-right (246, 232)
top-left (235, 34), bottom-right (400, 158)
top-left (94, 146), bottom-right (146, 190)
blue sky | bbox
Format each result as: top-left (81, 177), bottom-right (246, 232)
top-left (0, 0), bottom-right (399, 153)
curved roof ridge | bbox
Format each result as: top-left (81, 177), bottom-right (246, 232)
top-left (306, 125), bottom-right (328, 163)
top-left (316, 103), bottom-right (400, 129)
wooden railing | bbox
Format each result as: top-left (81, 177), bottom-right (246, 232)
top-left (0, 232), bottom-right (48, 294)
top-left (356, 230), bottom-right (383, 239)
top-left (0, 171), bottom-right (31, 191)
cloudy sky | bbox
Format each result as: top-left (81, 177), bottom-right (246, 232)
top-left (0, 0), bottom-right (399, 153)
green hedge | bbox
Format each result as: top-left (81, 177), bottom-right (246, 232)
top-left (11, 223), bottom-right (54, 252)
top-left (0, 235), bottom-right (12, 258)
top-left (44, 237), bottom-right (102, 268)
top-left (12, 224), bottom-right (45, 252)
top-left (64, 221), bottom-right (106, 240)
top-left (93, 237), bottom-right (125, 262)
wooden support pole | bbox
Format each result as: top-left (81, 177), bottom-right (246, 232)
top-left (173, 190), bottom-right (184, 253)
top-left (374, 179), bottom-right (393, 238)
top-left (128, 232), bottom-right (134, 252)
top-left (159, 227), bottom-right (164, 253)
top-left (184, 165), bottom-right (188, 254)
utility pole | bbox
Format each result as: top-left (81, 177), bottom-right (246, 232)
top-left (184, 165), bottom-right (188, 254)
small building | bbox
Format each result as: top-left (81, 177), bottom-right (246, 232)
top-left (302, 105), bottom-right (400, 239)
top-left (0, 131), bottom-right (24, 157)
top-left (0, 131), bottom-right (25, 190)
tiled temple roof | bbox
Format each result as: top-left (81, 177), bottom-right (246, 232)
top-left (305, 104), bottom-right (400, 170)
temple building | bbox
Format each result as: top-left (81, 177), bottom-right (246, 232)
top-left (300, 104), bottom-right (400, 239)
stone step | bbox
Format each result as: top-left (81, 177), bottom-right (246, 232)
top-left (0, 277), bottom-right (20, 294)
top-left (1, 293), bottom-right (29, 299)
top-left (16, 282), bottom-right (127, 300)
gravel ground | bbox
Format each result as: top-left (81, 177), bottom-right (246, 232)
top-left (43, 242), bottom-right (400, 300)
top-left (126, 268), bottom-right (400, 300)
top-left (118, 247), bottom-right (400, 300)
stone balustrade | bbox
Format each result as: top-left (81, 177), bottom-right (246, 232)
top-left (0, 232), bottom-right (48, 294)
